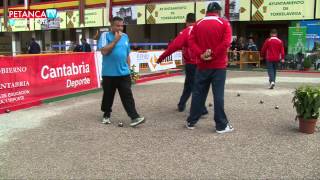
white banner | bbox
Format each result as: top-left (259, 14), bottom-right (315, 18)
top-left (95, 50), bottom-right (181, 74)
top-left (130, 50), bottom-right (181, 72)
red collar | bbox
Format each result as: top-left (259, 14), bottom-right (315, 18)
top-left (206, 12), bottom-right (219, 17)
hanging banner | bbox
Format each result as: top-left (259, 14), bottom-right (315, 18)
top-left (112, 0), bottom-right (191, 5)
top-left (146, 2), bottom-right (194, 24)
top-left (196, 1), bottom-right (225, 20)
top-left (252, 0), bottom-right (315, 21)
top-left (288, 27), bottom-right (307, 55)
top-left (300, 21), bottom-right (320, 51)
top-left (229, 0), bottom-right (251, 21)
top-left (84, 8), bottom-right (104, 27)
top-left (35, 11), bottom-right (66, 30)
top-left (66, 9), bottom-right (104, 28)
top-left (112, 5), bottom-right (145, 25)
top-left (7, 18), bottom-right (35, 32)
top-left (66, 10), bottom-right (80, 28)
top-left (129, 51), bottom-right (180, 72)
top-left (0, 53), bottom-right (100, 113)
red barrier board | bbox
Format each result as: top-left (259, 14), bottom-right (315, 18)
top-left (0, 53), bottom-right (99, 113)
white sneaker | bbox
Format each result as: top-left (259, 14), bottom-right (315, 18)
top-left (216, 124), bottom-right (234, 134)
top-left (269, 82), bottom-right (275, 89)
top-left (102, 117), bottom-right (111, 124)
top-left (130, 117), bottom-right (145, 127)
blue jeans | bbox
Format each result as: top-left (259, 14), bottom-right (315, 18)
top-left (187, 69), bottom-right (229, 130)
top-left (267, 61), bottom-right (278, 83)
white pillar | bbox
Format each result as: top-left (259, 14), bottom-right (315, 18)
top-left (44, 31), bottom-right (51, 52)
top-left (24, 0), bottom-right (28, 9)
top-left (76, 29), bottom-right (83, 44)
top-left (85, 28), bottom-right (90, 41)
top-left (106, 0), bottom-right (110, 20)
top-left (11, 33), bottom-right (16, 56)
top-left (31, 31), bottom-right (36, 38)
top-left (11, 32), bottom-right (21, 56)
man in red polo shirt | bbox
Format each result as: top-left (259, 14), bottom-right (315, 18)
top-left (157, 13), bottom-right (208, 115)
top-left (186, 2), bottom-right (233, 134)
top-left (261, 29), bottom-right (285, 89)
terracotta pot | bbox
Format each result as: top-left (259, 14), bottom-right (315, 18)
top-left (299, 118), bottom-right (317, 134)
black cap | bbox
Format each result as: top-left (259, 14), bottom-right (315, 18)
top-left (207, 2), bottom-right (222, 13)
top-left (186, 13), bottom-right (195, 23)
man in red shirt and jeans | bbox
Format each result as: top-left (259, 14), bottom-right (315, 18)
top-left (157, 13), bottom-right (208, 115)
top-left (186, 2), bottom-right (233, 134)
top-left (261, 29), bottom-right (285, 89)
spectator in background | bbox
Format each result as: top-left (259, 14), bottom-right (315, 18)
top-left (80, 38), bottom-right (92, 52)
top-left (230, 37), bottom-right (239, 61)
top-left (73, 43), bottom-right (82, 52)
top-left (296, 50), bottom-right (304, 70)
top-left (261, 29), bottom-right (285, 89)
top-left (231, 37), bottom-right (238, 51)
top-left (28, 38), bottom-right (41, 54)
top-left (237, 37), bottom-right (246, 51)
top-left (246, 37), bottom-right (258, 51)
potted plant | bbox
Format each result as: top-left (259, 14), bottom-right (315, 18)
top-left (292, 86), bottom-right (320, 134)
top-left (130, 65), bottom-right (139, 84)
top-left (303, 57), bottom-right (312, 71)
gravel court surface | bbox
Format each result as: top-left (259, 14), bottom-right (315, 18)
top-left (0, 71), bottom-right (319, 179)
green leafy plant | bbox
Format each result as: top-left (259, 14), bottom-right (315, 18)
top-left (303, 57), bottom-right (312, 69)
top-left (292, 86), bottom-right (320, 120)
top-left (130, 65), bottom-right (139, 84)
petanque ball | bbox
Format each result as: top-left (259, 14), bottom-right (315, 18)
top-left (118, 122), bottom-right (124, 127)
top-left (275, 106), bottom-right (279, 109)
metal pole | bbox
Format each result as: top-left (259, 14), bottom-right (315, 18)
top-left (4, 0), bottom-right (8, 30)
top-left (79, 0), bottom-right (85, 27)
top-left (106, 0), bottom-right (110, 23)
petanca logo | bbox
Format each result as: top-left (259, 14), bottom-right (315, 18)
top-left (46, 9), bottom-right (57, 19)
top-left (8, 9), bottom-right (57, 19)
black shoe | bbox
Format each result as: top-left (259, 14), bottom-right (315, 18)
top-left (177, 104), bottom-right (185, 112)
top-left (202, 109), bottom-right (208, 116)
top-left (186, 122), bottom-right (195, 130)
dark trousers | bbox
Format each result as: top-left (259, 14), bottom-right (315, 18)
top-left (267, 61), bottom-right (278, 83)
top-left (178, 64), bottom-right (196, 108)
top-left (178, 64), bottom-right (208, 113)
top-left (187, 69), bottom-right (229, 131)
top-left (101, 75), bottom-right (139, 119)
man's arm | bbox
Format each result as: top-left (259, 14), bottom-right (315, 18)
top-left (188, 25), bottom-right (203, 59)
top-left (212, 21), bottom-right (232, 59)
top-left (98, 32), bottom-right (122, 55)
top-left (157, 29), bottom-right (189, 63)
